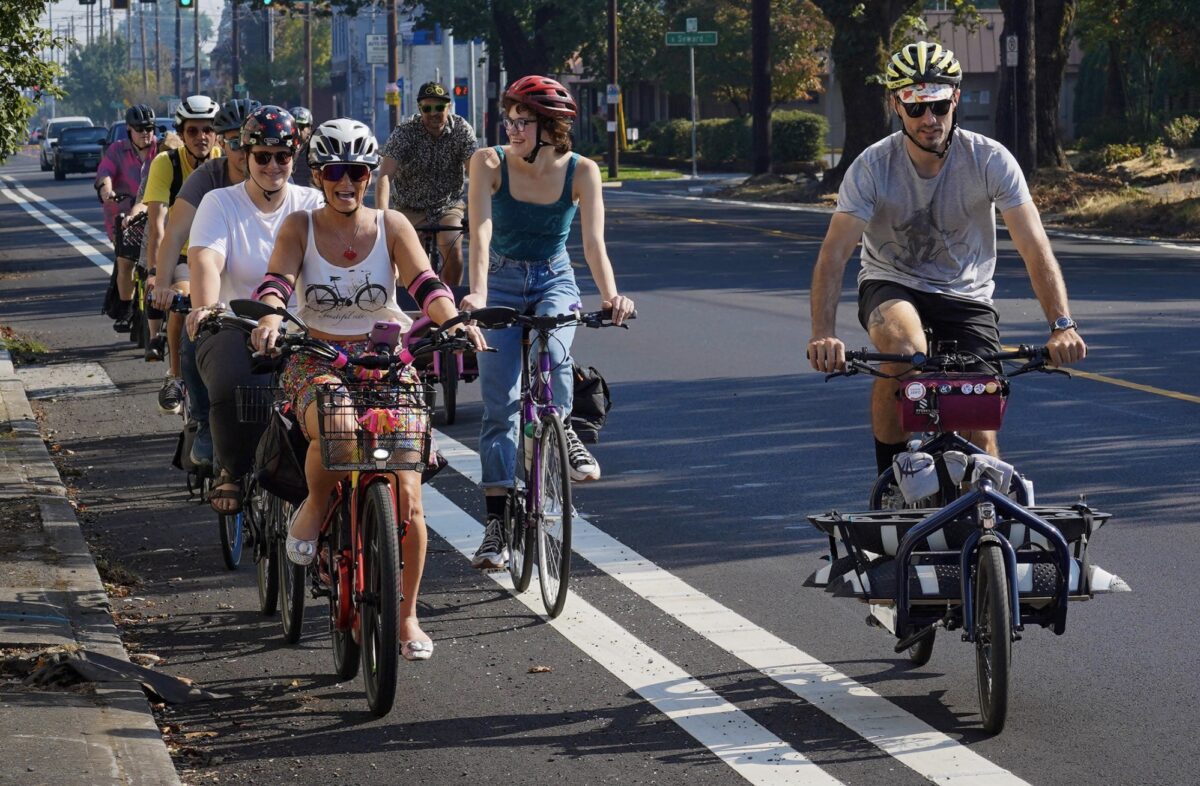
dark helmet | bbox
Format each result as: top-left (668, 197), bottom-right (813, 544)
top-left (125, 104), bottom-right (155, 128)
top-left (289, 106), bottom-right (313, 128)
top-left (215, 98), bottom-right (261, 134)
top-left (503, 75), bottom-right (577, 119)
top-left (883, 41), bottom-right (963, 91)
top-left (240, 105), bottom-right (299, 151)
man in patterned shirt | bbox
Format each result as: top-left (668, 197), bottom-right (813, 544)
top-left (374, 81), bottom-right (477, 285)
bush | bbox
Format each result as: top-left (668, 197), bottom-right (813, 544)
top-left (644, 111), bottom-right (826, 165)
top-left (772, 110), bottom-right (828, 164)
top-left (1163, 115), bottom-right (1200, 149)
top-left (1100, 143), bottom-right (1143, 166)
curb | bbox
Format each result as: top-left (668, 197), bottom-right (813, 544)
top-left (0, 348), bottom-right (181, 786)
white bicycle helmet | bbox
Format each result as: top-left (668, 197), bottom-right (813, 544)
top-left (308, 118), bottom-right (380, 169)
top-left (174, 94), bottom-right (220, 128)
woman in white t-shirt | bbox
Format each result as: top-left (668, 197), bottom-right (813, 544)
top-left (248, 119), bottom-right (484, 661)
top-left (186, 106), bottom-right (323, 514)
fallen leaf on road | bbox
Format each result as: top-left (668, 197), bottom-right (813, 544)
top-left (216, 603), bottom-right (233, 610)
top-left (528, 665), bottom-right (553, 674)
top-left (184, 731), bottom-right (218, 740)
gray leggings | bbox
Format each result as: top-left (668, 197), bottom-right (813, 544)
top-left (195, 326), bottom-right (269, 478)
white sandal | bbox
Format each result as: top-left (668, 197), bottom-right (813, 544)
top-left (285, 503), bottom-right (317, 566)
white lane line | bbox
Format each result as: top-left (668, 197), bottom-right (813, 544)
top-left (0, 175), bottom-right (114, 273)
top-left (433, 429), bottom-right (1030, 786)
top-left (423, 488), bottom-right (842, 786)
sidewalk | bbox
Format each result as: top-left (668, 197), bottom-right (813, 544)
top-left (0, 349), bottom-right (179, 786)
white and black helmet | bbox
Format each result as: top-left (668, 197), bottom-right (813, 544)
top-left (308, 118), bottom-right (380, 169)
top-left (174, 94), bottom-right (220, 128)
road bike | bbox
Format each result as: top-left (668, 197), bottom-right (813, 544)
top-left (471, 306), bottom-right (633, 618)
top-left (804, 345), bottom-right (1131, 733)
top-left (227, 298), bottom-right (477, 715)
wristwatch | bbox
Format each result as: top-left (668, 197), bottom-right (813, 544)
top-left (1050, 316), bottom-right (1078, 333)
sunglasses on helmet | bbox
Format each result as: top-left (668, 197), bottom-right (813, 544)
top-left (320, 163), bottom-right (371, 183)
top-left (898, 99), bottom-right (953, 119)
top-left (251, 150), bottom-right (294, 166)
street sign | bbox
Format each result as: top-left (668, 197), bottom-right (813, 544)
top-left (686, 17), bottom-right (698, 33)
top-left (233, 82), bottom-right (246, 94)
top-left (666, 31), bottom-right (718, 46)
top-left (366, 34), bottom-right (387, 65)
top-left (1004, 34), bottom-right (1018, 67)
top-left (606, 83), bottom-right (620, 105)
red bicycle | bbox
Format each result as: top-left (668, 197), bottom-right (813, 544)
top-left (229, 299), bottom-right (476, 715)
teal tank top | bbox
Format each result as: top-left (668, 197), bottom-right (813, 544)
top-left (490, 146), bottom-right (580, 262)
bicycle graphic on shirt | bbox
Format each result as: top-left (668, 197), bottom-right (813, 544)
top-left (878, 205), bottom-right (972, 278)
top-left (305, 272), bottom-right (387, 314)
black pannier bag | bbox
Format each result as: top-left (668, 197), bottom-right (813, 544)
top-left (255, 408), bottom-right (309, 506)
top-left (570, 363), bottom-right (612, 443)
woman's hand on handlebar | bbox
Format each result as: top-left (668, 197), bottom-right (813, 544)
top-left (250, 315), bottom-right (284, 355)
top-left (602, 294), bottom-right (635, 327)
top-left (185, 302), bottom-right (223, 340)
top-left (807, 335), bottom-right (846, 373)
top-left (459, 291), bottom-right (487, 313)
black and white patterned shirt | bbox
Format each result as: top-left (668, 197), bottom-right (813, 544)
top-left (380, 113), bottom-right (477, 214)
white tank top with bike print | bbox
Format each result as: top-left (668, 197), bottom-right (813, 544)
top-left (295, 209), bottom-right (411, 336)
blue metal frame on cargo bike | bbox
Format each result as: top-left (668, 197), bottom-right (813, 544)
top-left (893, 478), bottom-right (1073, 639)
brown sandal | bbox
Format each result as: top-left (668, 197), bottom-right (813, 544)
top-left (209, 470), bottom-right (242, 515)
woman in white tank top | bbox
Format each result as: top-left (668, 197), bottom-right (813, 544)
top-left (249, 119), bottom-right (484, 660)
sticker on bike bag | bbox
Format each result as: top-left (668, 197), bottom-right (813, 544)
top-left (984, 381), bottom-right (999, 394)
top-left (973, 382), bottom-right (986, 394)
top-left (960, 382), bottom-right (974, 394)
top-left (904, 381), bottom-right (926, 401)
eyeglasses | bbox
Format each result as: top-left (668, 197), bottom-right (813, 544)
top-left (420, 103), bottom-right (450, 114)
top-left (320, 163), bottom-right (371, 183)
top-left (132, 125), bottom-right (155, 133)
top-left (898, 99), bottom-right (953, 119)
top-left (251, 150), bottom-right (294, 166)
top-left (184, 125), bottom-right (216, 137)
top-left (502, 117), bottom-right (534, 132)
top-left (221, 135), bottom-right (243, 150)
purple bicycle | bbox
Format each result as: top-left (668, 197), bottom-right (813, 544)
top-left (472, 306), bottom-right (633, 618)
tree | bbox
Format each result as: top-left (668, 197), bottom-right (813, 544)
top-left (0, 0), bottom-right (65, 162)
top-left (61, 34), bottom-right (129, 124)
top-left (1033, 0), bottom-right (1076, 169)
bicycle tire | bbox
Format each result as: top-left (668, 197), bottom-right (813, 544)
top-left (278, 536), bottom-right (306, 644)
top-left (254, 489), bottom-right (279, 615)
top-left (504, 488), bottom-right (533, 593)
top-left (907, 629), bottom-right (935, 666)
top-left (975, 542), bottom-right (1012, 734)
top-left (219, 509), bottom-right (244, 570)
top-left (535, 413), bottom-right (572, 618)
top-left (355, 283), bottom-right (388, 311)
top-left (328, 499), bottom-right (360, 680)
top-left (440, 347), bottom-right (458, 425)
top-left (359, 480), bottom-right (401, 716)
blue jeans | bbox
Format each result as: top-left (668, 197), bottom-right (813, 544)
top-left (180, 330), bottom-right (207, 424)
top-left (478, 250), bottom-right (580, 489)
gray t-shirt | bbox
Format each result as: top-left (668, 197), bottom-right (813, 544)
top-left (177, 157), bottom-right (235, 207)
top-left (836, 129), bottom-right (1031, 304)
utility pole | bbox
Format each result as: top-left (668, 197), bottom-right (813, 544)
top-left (174, 2), bottom-right (181, 97)
top-left (139, 4), bottom-right (148, 94)
top-left (607, 0), bottom-right (618, 179)
top-left (750, 0), bottom-right (771, 175)
top-left (193, 0), bottom-right (200, 93)
top-left (304, 3), bottom-right (312, 109)
top-left (387, 0), bottom-right (398, 127)
top-left (154, 5), bottom-right (161, 91)
top-left (231, 0), bottom-right (238, 91)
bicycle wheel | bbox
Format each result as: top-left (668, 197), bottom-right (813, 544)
top-left (535, 413), bottom-right (572, 618)
top-left (439, 347), bottom-right (458, 424)
top-left (326, 500), bottom-right (359, 680)
top-left (359, 481), bottom-right (401, 716)
top-left (254, 489), bottom-right (279, 615)
top-left (974, 542), bottom-right (1012, 734)
top-left (504, 489), bottom-right (533, 592)
top-left (219, 509), bottom-right (244, 570)
top-left (277, 500), bottom-right (306, 644)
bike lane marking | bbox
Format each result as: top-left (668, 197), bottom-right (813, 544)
top-left (421, 487), bottom-right (844, 786)
top-left (434, 429), bottom-right (1031, 786)
top-left (0, 175), bottom-right (114, 274)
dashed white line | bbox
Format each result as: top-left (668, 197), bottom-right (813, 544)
top-left (0, 175), bottom-right (114, 273)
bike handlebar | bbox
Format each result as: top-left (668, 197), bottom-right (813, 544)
top-left (465, 306), bottom-right (636, 332)
top-left (815, 344), bottom-right (1063, 382)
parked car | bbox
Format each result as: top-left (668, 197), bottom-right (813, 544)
top-left (39, 116), bottom-right (94, 171)
top-left (53, 126), bottom-right (107, 180)
top-left (102, 119), bottom-right (174, 152)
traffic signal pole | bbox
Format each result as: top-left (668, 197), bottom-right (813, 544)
top-left (387, 0), bottom-right (398, 128)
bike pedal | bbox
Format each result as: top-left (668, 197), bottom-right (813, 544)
top-left (310, 587), bottom-right (331, 598)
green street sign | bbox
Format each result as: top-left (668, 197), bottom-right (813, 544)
top-left (234, 83), bottom-right (246, 93)
top-left (665, 31), bottom-right (718, 46)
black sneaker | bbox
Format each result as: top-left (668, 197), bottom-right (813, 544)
top-left (157, 376), bottom-right (184, 415)
top-left (470, 515), bottom-right (508, 570)
top-left (144, 334), bottom-right (166, 362)
top-left (564, 426), bottom-right (600, 482)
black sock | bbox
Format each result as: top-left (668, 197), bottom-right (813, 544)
top-left (485, 495), bottom-right (507, 520)
top-left (875, 439), bottom-right (908, 477)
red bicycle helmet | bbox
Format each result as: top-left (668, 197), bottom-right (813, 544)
top-left (504, 76), bottom-right (577, 119)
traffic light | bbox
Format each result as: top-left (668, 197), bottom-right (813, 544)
top-left (453, 84), bottom-right (469, 98)
top-left (112, 0), bottom-right (129, 9)
top-left (78, 0), bottom-right (97, 6)
top-left (262, 0), bottom-right (274, 5)
top-left (177, 0), bottom-right (193, 8)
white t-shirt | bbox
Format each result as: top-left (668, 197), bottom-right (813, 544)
top-left (189, 182), bottom-right (324, 305)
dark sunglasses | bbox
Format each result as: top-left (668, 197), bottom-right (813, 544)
top-left (420, 103), bottom-right (450, 114)
top-left (251, 150), bottom-right (294, 166)
top-left (899, 99), bottom-right (953, 119)
top-left (221, 136), bottom-right (243, 150)
top-left (320, 163), bottom-right (371, 183)
top-left (184, 125), bottom-right (216, 137)
top-left (132, 125), bottom-right (156, 133)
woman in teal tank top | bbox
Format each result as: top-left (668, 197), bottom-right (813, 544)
top-left (462, 76), bottom-right (636, 570)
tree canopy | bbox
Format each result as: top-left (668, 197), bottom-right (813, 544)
top-left (0, 0), bottom-right (65, 161)
top-left (61, 34), bottom-right (129, 124)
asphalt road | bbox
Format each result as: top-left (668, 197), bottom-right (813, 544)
top-left (2, 149), bottom-right (1198, 785)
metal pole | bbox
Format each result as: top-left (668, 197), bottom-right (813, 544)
top-left (468, 39), bottom-right (477, 131)
top-left (690, 45), bottom-right (698, 178)
top-left (386, 0), bottom-right (397, 127)
top-left (447, 31), bottom-right (455, 113)
top-left (607, 0), bottom-right (618, 179)
top-left (193, 0), bottom-right (200, 93)
top-left (174, 1), bottom-right (181, 98)
top-left (304, 4), bottom-right (312, 109)
top-left (154, 5), bottom-right (161, 93)
top-left (231, 0), bottom-right (238, 93)
top-left (139, 5), bottom-right (148, 94)
top-left (127, 5), bottom-right (133, 76)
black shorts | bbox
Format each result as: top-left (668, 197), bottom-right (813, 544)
top-left (857, 279), bottom-right (1002, 370)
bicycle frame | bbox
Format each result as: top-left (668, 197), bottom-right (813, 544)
top-left (519, 325), bottom-right (559, 503)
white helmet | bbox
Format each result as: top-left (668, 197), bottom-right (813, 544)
top-left (174, 94), bottom-right (220, 128)
top-left (308, 118), bottom-right (380, 169)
